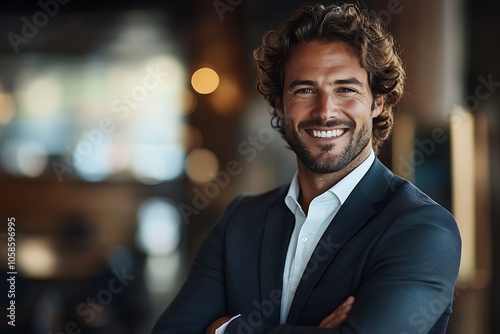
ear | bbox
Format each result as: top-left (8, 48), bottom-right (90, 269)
top-left (372, 95), bottom-right (384, 118)
top-left (275, 97), bottom-right (284, 119)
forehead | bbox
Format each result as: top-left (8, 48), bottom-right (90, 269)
top-left (284, 40), bottom-right (367, 81)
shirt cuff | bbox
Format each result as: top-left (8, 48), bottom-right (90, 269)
top-left (215, 314), bottom-right (241, 334)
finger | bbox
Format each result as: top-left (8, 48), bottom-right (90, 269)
top-left (320, 310), bottom-right (350, 327)
top-left (320, 304), bottom-right (352, 328)
top-left (324, 296), bottom-right (355, 322)
top-left (319, 296), bottom-right (355, 328)
top-left (342, 296), bottom-right (355, 307)
top-left (319, 296), bottom-right (355, 326)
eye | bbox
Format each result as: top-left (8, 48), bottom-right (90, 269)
top-left (337, 87), bottom-right (357, 94)
top-left (294, 88), bottom-right (315, 95)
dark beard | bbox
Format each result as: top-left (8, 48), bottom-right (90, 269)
top-left (284, 118), bottom-right (371, 174)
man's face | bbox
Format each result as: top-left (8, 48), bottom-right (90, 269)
top-left (278, 40), bottom-right (383, 174)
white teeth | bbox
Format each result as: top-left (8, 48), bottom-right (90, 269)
top-left (312, 129), bottom-right (345, 138)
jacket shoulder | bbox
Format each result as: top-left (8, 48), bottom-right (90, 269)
top-left (389, 174), bottom-right (453, 216)
top-left (228, 183), bottom-right (289, 213)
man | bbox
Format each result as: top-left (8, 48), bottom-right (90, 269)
top-left (152, 3), bottom-right (461, 333)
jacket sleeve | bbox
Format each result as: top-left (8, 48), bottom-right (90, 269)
top-left (151, 196), bottom-right (245, 334)
top-left (224, 204), bottom-right (462, 334)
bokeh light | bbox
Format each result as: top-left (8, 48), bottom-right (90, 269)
top-left (1, 140), bottom-right (48, 177)
top-left (73, 139), bottom-right (112, 182)
top-left (185, 148), bottom-right (219, 184)
top-left (18, 237), bottom-right (57, 279)
top-left (17, 73), bottom-right (64, 118)
top-left (136, 198), bottom-right (181, 255)
top-left (145, 253), bottom-right (180, 294)
top-left (191, 67), bottom-right (219, 94)
top-left (0, 91), bottom-right (15, 124)
top-left (132, 143), bottom-right (184, 184)
top-left (17, 142), bottom-right (48, 177)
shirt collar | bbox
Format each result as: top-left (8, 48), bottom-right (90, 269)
top-left (285, 149), bottom-right (375, 213)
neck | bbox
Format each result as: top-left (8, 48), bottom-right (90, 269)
top-left (297, 148), bottom-right (372, 214)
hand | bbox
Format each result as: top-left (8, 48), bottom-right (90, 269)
top-left (319, 296), bottom-right (355, 328)
top-left (205, 316), bottom-right (232, 334)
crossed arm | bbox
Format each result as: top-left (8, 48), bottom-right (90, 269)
top-left (206, 296), bottom-right (355, 334)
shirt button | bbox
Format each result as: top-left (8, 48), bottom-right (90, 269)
top-left (291, 287), bottom-right (297, 293)
top-left (302, 236), bottom-right (309, 243)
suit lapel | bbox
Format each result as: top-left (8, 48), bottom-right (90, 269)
top-left (260, 188), bottom-right (295, 325)
top-left (286, 159), bottom-right (395, 324)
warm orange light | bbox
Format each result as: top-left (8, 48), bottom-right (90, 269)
top-left (191, 68), bottom-right (219, 94)
top-left (0, 92), bottom-right (15, 124)
top-left (450, 106), bottom-right (476, 283)
top-left (210, 78), bottom-right (243, 114)
top-left (185, 148), bottom-right (219, 184)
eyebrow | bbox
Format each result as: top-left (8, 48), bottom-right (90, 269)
top-left (334, 78), bottom-right (364, 87)
top-left (287, 80), bottom-right (316, 90)
top-left (287, 77), bottom-right (365, 90)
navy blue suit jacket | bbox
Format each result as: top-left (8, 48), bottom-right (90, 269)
top-left (152, 159), bottom-right (461, 333)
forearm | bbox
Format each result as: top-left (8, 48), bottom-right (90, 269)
top-left (224, 322), bottom-right (341, 334)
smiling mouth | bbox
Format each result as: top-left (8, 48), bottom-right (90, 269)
top-left (310, 129), bottom-right (347, 139)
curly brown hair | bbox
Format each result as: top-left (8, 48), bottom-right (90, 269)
top-left (253, 3), bottom-right (405, 153)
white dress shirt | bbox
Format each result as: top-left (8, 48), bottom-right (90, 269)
top-left (217, 150), bottom-right (375, 333)
top-left (280, 150), bottom-right (375, 322)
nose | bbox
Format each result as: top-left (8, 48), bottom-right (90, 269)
top-left (312, 91), bottom-right (338, 120)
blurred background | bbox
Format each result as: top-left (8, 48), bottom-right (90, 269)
top-left (0, 0), bottom-right (498, 333)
